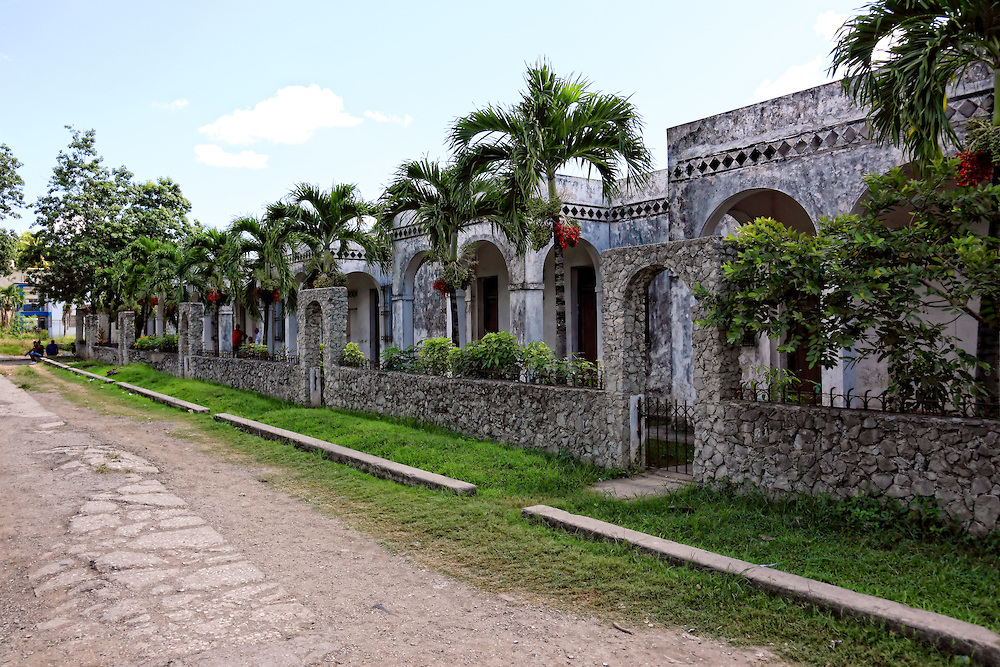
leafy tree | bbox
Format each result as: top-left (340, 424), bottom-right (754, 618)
top-left (0, 284), bottom-right (25, 329)
top-left (381, 158), bottom-right (514, 345)
top-left (268, 181), bottom-right (388, 287)
top-left (0, 228), bottom-right (19, 274)
top-left (0, 144), bottom-right (25, 221)
top-left (230, 214), bottom-right (299, 348)
top-left (699, 158), bottom-right (1000, 411)
top-left (452, 59), bottom-right (652, 358)
top-left (25, 127), bottom-right (192, 309)
top-left (831, 0), bottom-right (1000, 399)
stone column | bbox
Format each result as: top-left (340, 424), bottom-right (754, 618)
top-left (286, 310), bottom-right (298, 356)
top-left (392, 294), bottom-right (413, 349)
top-left (177, 302), bottom-right (204, 379)
top-left (75, 308), bottom-right (85, 355)
top-left (297, 287), bottom-right (348, 407)
top-left (117, 311), bottom-right (135, 366)
top-left (218, 306), bottom-right (233, 354)
top-left (508, 283), bottom-right (545, 345)
top-left (454, 288), bottom-right (468, 346)
top-left (155, 301), bottom-right (164, 336)
top-left (83, 315), bottom-right (99, 360)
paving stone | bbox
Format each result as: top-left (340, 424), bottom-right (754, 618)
top-left (181, 562), bottom-right (266, 590)
top-left (119, 493), bottom-right (187, 508)
top-left (128, 526), bottom-right (226, 550)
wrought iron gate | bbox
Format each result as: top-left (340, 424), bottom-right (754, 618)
top-left (639, 395), bottom-right (695, 472)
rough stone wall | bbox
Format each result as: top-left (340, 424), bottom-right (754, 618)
top-left (118, 312), bottom-right (135, 366)
top-left (83, 315), bottom-right (99, 360)
top-left (189, 357), bottom-right (303, 405)
top-left (90, 345), bottom-right (119, 366)
top-left (697, 401), bottom-right (1000, 536)
top-left (129, 350), bottom-right (179, 375)
top-left (324, 367), bottom-right (618, 467)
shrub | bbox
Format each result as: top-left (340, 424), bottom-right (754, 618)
top-left (133, 335), bottom-right (160, 351)
top-left (381, 343), bottom-right (421, 373)
top-left (449, 331), bottom-right (520, 380)
top-left (341, 342), bottom-right (368, 368)
top-left (420, 337), bottom-right (454, 375)
top-left (520, 341), bottom-right (556, 383)
top-left (160, 334), bottom-right (178, 353)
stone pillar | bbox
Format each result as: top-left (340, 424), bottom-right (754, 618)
top-left (83, 315), bottom-right (99, 360)
top-left (117, 311), bottom-right (135, 366)
top-left (75, 308), bottom-right (85, 356)
top-left (393, 294), bottom-right (413, 349)
top-left (455, 288), bottom-right (468, 346)
top-left (155, 301), bottom-right (164, 336)
top-left (177, 302), bottom-right (204, 379)
top-left (297, 287), bottom-right (347, 406)
top-left (203, 313), bottom-right (214, 353)
top-left (286, 310), bottom-right (298, 355)
top-left (218, 306), bottom-right (233, 354)
top-left (508, 283), bottom-right (545, 345)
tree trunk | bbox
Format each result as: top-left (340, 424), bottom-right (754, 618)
top-left (554, 240), bottom-right (567, 359)
top-left (449, 290), bottom-right (460, 347)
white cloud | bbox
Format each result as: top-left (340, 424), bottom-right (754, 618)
top-left (364, 110), bottom-right (413, 127)
top-left (194, 144), bottom-right (268, 169)
top-left (814, 10), bottom-right (849, 42)
top-left (153, 98), bottom-right (189, 111)
top-left (199, 85), bottom-right (363, 145)
top-left (752, 57), bottom-right (828, 102)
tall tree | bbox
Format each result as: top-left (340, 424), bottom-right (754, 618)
top-left (831, 0), bottom-right (1000, 399)
top-left (26, 127), bottom-right (191, 308)
top-left (268, 182), bottom-right (388, 287)
top-left (382, 158), bottom-right (514, 345)
top-left (451, 59), bottom-right (652, 358)
top-left (0, 144), bottom-right (25, 221)
top-left (0, 284), bottom-right (25, 328)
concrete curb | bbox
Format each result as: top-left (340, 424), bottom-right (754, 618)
top-left (116, 382), bottom-right (210, 414)
top-left (41, 358), bottom-right (115, 384)
top-left (522, 504), bottom-right (1000, 666)
top-left (214, 413), bottom-right (477, 496)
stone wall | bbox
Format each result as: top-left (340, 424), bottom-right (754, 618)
top-left (324, 366), bottom-right (619, 467)
top-left (697, 400), bottom-right (1000, 535)
top-left (189, 356), bottom-right (304, 405)
top-left (89, 345), bottom-right (119, 366)
top-left (129, 350), bottom-right (179, 375)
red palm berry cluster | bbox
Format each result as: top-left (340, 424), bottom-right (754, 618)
top-left (554, 220), bottom-right (580, 250)
top-left (206, 290), bottom-right (222, 303)
top-left (433, 277), bottom-right (450, 298)
top-left (956, 151), bottom-right (994, 187)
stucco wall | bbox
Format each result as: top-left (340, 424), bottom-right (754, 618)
top-left (696, 400), bottom-right (1000, 536)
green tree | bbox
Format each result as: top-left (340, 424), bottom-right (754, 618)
top-left (0, 144), bottom-right (25, 221)
top-left (831, 0), bottom-right (1000, 398)
top-left (230, 214), bottom-right (299, 348)
top-left (382, 158), bottom-right (514, 345)
top-left (0, 229), bottom-right (19, 274)
top-left (699, 158), bottom-right (1000, 411)
top-left (451, 59), bottom-right (653, 358)
top-left (0, 284), bottom-right (25, 329)
top-left (268, 181), bottom-right (388, 287)
top-left (26, 127), bottom-right (192, 309)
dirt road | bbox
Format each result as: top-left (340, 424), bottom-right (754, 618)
top-left (0, 369), bottom-right (779, 666)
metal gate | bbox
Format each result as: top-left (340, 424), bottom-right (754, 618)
top-left (639, 395), bottom-right (695, 472)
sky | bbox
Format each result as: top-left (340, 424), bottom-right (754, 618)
top-left (0, 0), bottom-right (864, 234)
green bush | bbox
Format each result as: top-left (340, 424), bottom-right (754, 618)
top-left (341, 342), bottom-right (368, 367)
top-left (449, 331), bottom-right (520, 380)
top-left (519, 341), bottom-right (556, 383)
top-left (160, 334), bottom-right (178, 353)
top-left (420, 337), bottom-right (454, 375)
top-left (381, 343), bottom-right (421, 373)
top-left (133, 335), bottom-right (160, 351)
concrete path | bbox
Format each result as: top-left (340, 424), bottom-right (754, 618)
top-left (591, 468), bottom-right (694, 499)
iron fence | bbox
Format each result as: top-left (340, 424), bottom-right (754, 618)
top-left (639, 395), bottom-right (695, 471)
top-left (737, 384), bottom-right (1000, 419)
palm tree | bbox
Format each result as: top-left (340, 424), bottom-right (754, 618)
top-left (184, 228), bottom-right (241, 351)
top-left (110, 237), bottom-right (162, 335)
top-left (451, 59), bottom-right (653, 358)
top-left (0, 283), bottom-right (25, 328)
top-left (267, 182), bottom-right (388, 287)
top-left (230, 214), bottom-right (299, 350)
top-left (381, 157), bottom-right (516, 345)
top-left (831, 0), bottom-right (1000, 400)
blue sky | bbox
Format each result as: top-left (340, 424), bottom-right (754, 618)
top-left (1, 0), bottom-right (863, 233)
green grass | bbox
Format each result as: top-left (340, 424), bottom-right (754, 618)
top-left (0, 332), bottom-right (73, 357)
top-left (43, 360), bottom-right (1000, 666)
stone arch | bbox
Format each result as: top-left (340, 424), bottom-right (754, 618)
top-left (541, 238), bottom-right (603, 360)
top-left (299, 299), bottom-right (323, 370)
top-left (700, 188), bottom-right (816, 237)
top-left (296, 287), bottom-right (348, 405)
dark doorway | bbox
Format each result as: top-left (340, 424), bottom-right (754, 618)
top-left (481, 276), bottom-right (499, 334)
top-left (574, 266), bottom-right (598, 361)
top-left (369, 288), bottom-right (380, 362)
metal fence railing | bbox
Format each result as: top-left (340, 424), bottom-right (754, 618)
top-left (640, 395), bottom-right (695, 472)
top-left (737, 384), bottom-right (1000, 419)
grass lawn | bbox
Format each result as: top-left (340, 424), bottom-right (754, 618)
top-left (23, 360), bottom-right (1000, 666)
top-left (0, 332), bottom-right (74, 357)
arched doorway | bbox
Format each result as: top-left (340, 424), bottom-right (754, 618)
top-left (468, 241), bottom-right (510, 340)
top-left (542, 239), bottom-right (602, 361)
top-left (346, 272), bottom-right (381, 363)
top-left (703, 188), bottom-right (820, 391)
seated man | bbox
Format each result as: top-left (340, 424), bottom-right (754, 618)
top-left (45, 339), bottom-right (59, 357)
top-left (25, 340), bottom-right (43, 363)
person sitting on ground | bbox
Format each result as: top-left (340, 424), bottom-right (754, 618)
top-left (25, 340), bottom-right (43, 363)
top-left (45, 339), bottom-right (59, 357)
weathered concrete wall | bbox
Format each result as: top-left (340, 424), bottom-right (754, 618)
top-left (323, 366), bottom-right (619, 467)
top-left (697, 400), bottom-right (1000, 536)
